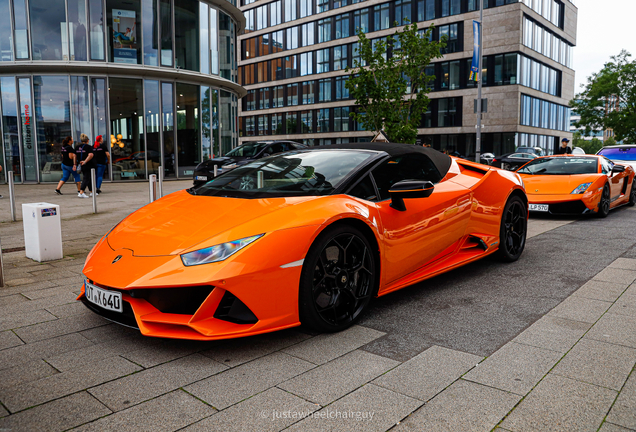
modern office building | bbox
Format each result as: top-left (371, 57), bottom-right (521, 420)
top-left (0, 0), bottom-right (245, 184)
top-left (237, 0), bottom-right (577, 157)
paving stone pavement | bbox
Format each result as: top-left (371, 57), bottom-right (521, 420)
top-left (0, 182), bottom-right (635, 431)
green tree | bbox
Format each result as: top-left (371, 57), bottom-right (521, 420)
top-left (573, 132), bottom-right (604, 154)
top-left (571, 50), bottom-right (636, 143)
top-left (345, 22), bottom-right (445, 144)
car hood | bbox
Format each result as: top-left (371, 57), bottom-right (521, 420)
top-left (106, 190), bottom-right (320, 256)
top-left (521, 174), bottom-right (600, 195)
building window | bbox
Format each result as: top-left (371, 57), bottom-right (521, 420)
top-left (438, 97), bottom-right (460, 127)
top-left (287, 112), bottom-right (298, 133)
top-left (335, 13), bottom-right (350, 39)
top-left (317, 0), bottom-right (329, 13)
top-left (287, 83), bottom-right (299, 105)
top-left (395, 0), bottom-right (411, 25)
top-left (334, 45), bottom-right (348, 70)
top-left (317, 48), bottom-right (330, 73)
top-left (300, 110), bottom-right (313, 133)
top-left (245, 116), bottom-right (255, 136)
top-left (318, 78), bottom-right (332, 102)
top-left (373, 3), bottom-right (390, 31)
top-left (272, 113), bottom-right (283, 134)
top-left (273, 86), bottom-right (284, 107)
top-left (258, 115), bottom-right (268, 135)
top-left (285, 0), bottom-right (297, 21)
top-left (300, 52), bottom-right (313, 76)
top-left (354, 8), bottom-right (369, 33)
top-left (286, 27), bottom-right (299, 50)
top-left (175, 0), bottom-right (200, 71)
top-left (259, 87), bottom-right (270, 109)
top-left (270, 0), bottom-right (282, 26)
top-left (302, 81), bottom-right (315, 104)
top-left (439, 24), bottom-right (459, 54)
top-left (520, 94), bottom-right (570, 131)
top-left (317, 108), bottom-right (330, 132)
top-left (246, 89), bottom-right (256, 110)
top-left (334, 0), bottom-right (348, 8)
top-left (256, 4), bottom-right (267, 30)
top-left (30, 0), bottom-right (68, 61)
top-left (335, 76), bottom-right (349, 99)
top-left (272, 30), bottom-right (284, 53)
top-left (334, 107), bottom-right (350, 131)
top-left (300, 0), bottom-right (312, 18)
top-left (318, 18), bottom-right (332, 43)
top-left (301, 23), bottom-right (315, 46)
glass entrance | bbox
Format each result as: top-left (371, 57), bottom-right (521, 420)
top-left (18, 77), bottom-right (37, 182)
top-left (109, 77), bottom-right (144, 180)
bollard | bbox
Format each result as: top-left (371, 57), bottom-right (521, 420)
top-left (214, 165), bottom-right (218, 178)
top-left (149, 174), bottom-right (157, 203)
top-left (0, 238), bottom-right (4, 287)
top-left (257, 170), bottom-right (264, 189)
top-left (8, 171), bottom-right (16, 222)
top-left (157, 166), bottom-right (163, 198)
top-left (91, 168), bottom-right (97, 214)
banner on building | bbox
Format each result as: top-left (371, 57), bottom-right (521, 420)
top-left (112, 9), bottom-right (137, 64)
top-left (469, 20), bottom-right (481, 82)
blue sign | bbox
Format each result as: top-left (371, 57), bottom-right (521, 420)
top-left (469, 20), bottom-right (481, 82)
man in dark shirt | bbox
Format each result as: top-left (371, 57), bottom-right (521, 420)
top-left (75, 133), bottom-right (95, 198)
top-left (556, 138), bottom-right (572, 155)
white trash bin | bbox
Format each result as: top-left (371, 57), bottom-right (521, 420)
top-left (22, 203), bottom-right (63, 262)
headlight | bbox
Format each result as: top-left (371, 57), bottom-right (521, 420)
top-left (181, 234), bottom-right (264, 266)
top-left (571, 182), bottom-right (593, 194)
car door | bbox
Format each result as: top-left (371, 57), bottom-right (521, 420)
top-left (371, 154), bottom-right (473, 284)
top-left (601, 157), bottom-right (624, 200)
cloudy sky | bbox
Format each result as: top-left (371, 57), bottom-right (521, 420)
top-left (572, 0), bottom-right (636, 94)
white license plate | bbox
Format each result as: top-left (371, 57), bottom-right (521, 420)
top-left (529, 204), bottom-right (549, 212)
top-left (195, 176), bottom-right (208, 181)
top-left (85, 281), bottom-right (123, 313)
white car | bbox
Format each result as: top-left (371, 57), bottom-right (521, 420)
top-left (596, 145), bottom-right (636, 171)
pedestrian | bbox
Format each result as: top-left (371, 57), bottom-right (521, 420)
top-left (75, 133), bottom-right (95, 198)
top-left (92, 135), bottom-right (110, 194)
top-left (556, 138), bottom-right (572, 155)
top-left (55, 136), bottom-right (81, 195)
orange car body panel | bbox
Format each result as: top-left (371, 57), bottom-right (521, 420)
top-left (79, 157), bottom-right (525, 340)
top-left (517, 155), bottom-right (635, 213)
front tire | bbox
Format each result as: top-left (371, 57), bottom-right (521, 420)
top-left (628, 179), bottom-right (636, 207)
top-left (497, 195), bottom-right (527, 262)
top-left (299, 225), bottom-right (377, 332)
top-left (597, 183), bottom-right (610, 217)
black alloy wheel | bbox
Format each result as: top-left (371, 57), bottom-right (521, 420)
top-left (597, 184), bottom-right (611, 217)
top-left (628, 180), bottom-right (636, 207)
top-left (299, 225), bottom-right (376, 332)
top-left (498, 195), bottom-right (527, 262)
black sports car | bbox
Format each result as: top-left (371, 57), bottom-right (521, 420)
top-left (492, 152), bottom-right (538, 170)
top-left (193, 140), bottom-right (307, 186)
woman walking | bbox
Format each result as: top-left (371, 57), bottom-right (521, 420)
top-left (93, 135), bottom-right (110, 194)
top-left (55, 136), bottom-right (81, 195)
top-left (75, 133), bottom-right (95, 198)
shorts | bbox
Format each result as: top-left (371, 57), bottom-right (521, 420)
top-left (61, 163), bottom-right (81, 183)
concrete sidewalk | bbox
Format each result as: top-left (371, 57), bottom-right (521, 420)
top-left (0, 183), bottom-right (634, 432)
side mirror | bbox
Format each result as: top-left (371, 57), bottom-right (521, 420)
top-left (389, 180), bottom-right (435, 211)
top-left (612, 165), bottom-right (625, 175)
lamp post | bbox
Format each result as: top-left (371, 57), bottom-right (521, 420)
top-left (475, 0), bottom-right (484, 163)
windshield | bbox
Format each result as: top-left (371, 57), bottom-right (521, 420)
top-left (598, 147), bottom-right (636, 161)
top-left (518, 157), bottom-right (599, 175)
top-left (225, 142), bottom-right (269, 158)
top-left (194, 150), bottom-right (375, 198)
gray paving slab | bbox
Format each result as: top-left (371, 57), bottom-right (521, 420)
top-left (598, 423), bottom-right (636, 432)
top-left (0, 392), bottom-right (110, 432)
top-left (21, 285), bottom-right (75, 300)
top-left (182, 387), bottom-right (318, 432)
top-left (201, 329), bottom-right (312, 367)
top-left (279, 349), bottom-right (399, 406)
top-left (606, 370), bottom-right (636, 430)
top-left (281, 325), bottom-right (385, 365)
top-left (593, 268), bottom-right (636, 285)
top-left (0, 359), bottom-right (59, 390)
top-left (78, 322), bottom-right (140, 342)
top-left (0, 294), bottom-right (29, 308)
top-left (463, 342), bottom-right (562, 396)
top-left (75, 390), bottom-right (215, 432)
top-left (14, 312), bottom-right (110, 343)
top-left (0, 333), bottom-right (94, 370)
top-left (609, 294), bottom-right (636, 318)
top-left (585, 313), bottom-right (636, 349)
top-left (0, 330), bottom-right (23, 350)
top-left (373, 345), bottom-right (482, 401)
top-left (547, 295), bottom-right (612, 324)
top-left (573, 279), bottom-right (630, 303)
top-left (88, 354), bottom-right (226, 412)
top-left (184, 352), bottom-right (315, 410)
top-left (552, 338), bottom-right (636, 391)
top-left (286, 383), bottom-right (423, 432)
top-left (0, 404), bottom-right (7, 417)
top-left (0, 308), bottom-right (58, 331)
top-left (512, 315), bottom-right (591, 353)
top-left (501, 374), bottom-right (618, 432)
top-left (1, 355), bottom-right (141, 412)
top-left (396, 379), bottom-right (520, 431)
top-left (626, 282), bottom-right (636, 297)
top-left (0, 291), bottom-right (79, 318)
top-left (46, 301), bottom-right (90, 318)
top-left (120, 339), bottom-right (209, 368)
top-left (609, 258), bottom-right (636, 271)
top-left (0, 281), bottom-right (59, 297)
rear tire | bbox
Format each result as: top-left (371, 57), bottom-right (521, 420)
top-left (628, 179), bottom-right (636, 207)
top-left (597, 184), bottom-right (610, 217)
top-left (497, 195), bottom-right (527, 262)
top-left (299, 224), bottom-right (377, 332)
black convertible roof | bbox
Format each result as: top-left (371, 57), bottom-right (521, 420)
top-left (315, 142), bottom-right (453, 179)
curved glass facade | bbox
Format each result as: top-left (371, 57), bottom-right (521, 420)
top-left (0, 0), bottom-right (242, 183)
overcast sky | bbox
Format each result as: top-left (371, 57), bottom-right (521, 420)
top-left (572, 0), bottom-right (636, 94)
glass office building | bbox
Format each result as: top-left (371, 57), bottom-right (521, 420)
top-left (0, 0), bottom-right (245, 183)
top-left (237, 0), bottom-right (577, 157)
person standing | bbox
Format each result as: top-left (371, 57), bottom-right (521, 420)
top-left (556, 138), bottom-right (572, 155)
top-left (55, 136), bottom-right (81, 195)
top-left (92, 135), bottom-right (110, 194)
top-left (75, 133), bottom-right (95, 198)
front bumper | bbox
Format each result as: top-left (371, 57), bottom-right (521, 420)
top-left (527, 190), bottom-right (602, 215)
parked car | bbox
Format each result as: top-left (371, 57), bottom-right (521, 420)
top-left (480, 153), bottom-right (496, 165)
top-left (79, 143), bottom-right (527, 340)
top-left (597, 145), bottom-right (636, 171)
top-left (492, 153), bottom-right (538, 170)
top-left (516, 146), bottom-right (546, 157)
top-left (192, 140), bottom-right (306, 186)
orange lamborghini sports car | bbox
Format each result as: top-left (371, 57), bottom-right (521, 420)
top-left (79, 143), bottom-right (528, 340)
top-left (516, 154), bottom-right (636, 217)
